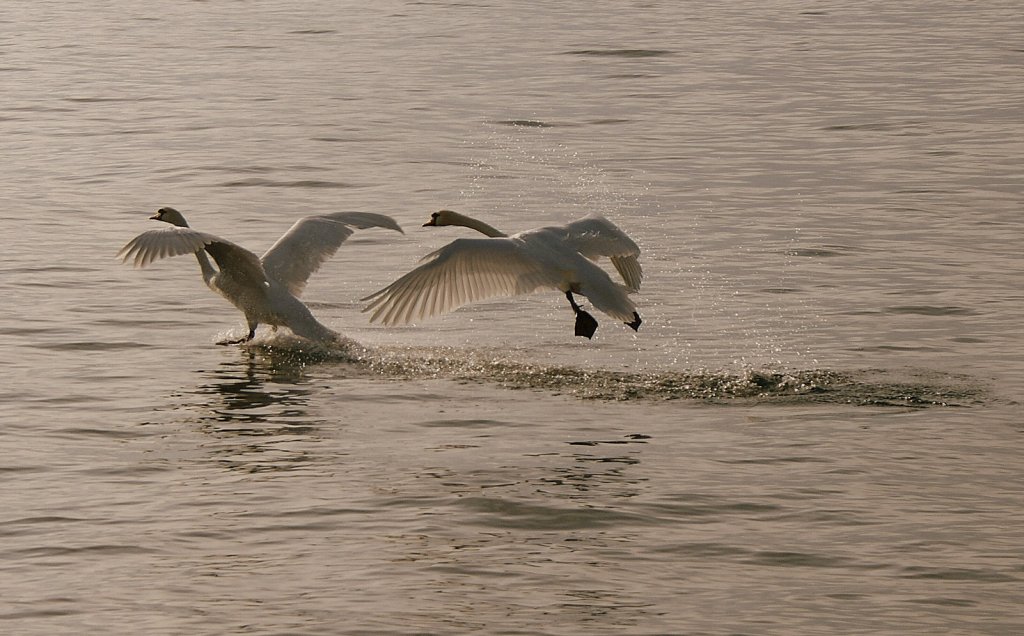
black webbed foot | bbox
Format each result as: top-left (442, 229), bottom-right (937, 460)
top-left (574, 310), bottom-right (599, 339)
top-left (565, 291), bottom-right (599, 338)
top-left (625, 312), bottom-right (642, 332)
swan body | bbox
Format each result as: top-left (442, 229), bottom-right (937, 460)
top-left (362, 210), bottom-right (642, 338)
top-left (119, 207), bottom-right (404, 344)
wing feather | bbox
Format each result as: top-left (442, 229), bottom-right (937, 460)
top-left (261, 212), bottom-right (403, 297)
top-left (118, 226), bottom-right (269, 288)
top-left (117, 227), bottom-right (223, 268)
top-left (361, 237), bottom-right (562, 326)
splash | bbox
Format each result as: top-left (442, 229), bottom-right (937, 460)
top-left (365, 348), bottom-right (984, 407)
top-left (240, 332), bottom-right (369, 365)
top-left (242, 334), bottom-right (984, 408)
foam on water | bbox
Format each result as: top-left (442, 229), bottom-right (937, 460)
top-left (243, 333), bottom-right (986, 408)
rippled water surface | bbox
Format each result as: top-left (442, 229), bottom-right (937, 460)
top-left (3, 1), bottom-right (1022, 634)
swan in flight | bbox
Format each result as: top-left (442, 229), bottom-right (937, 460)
top-left (361, 209), bottom-right (642, 339)
top-left (118, 207), bottom-right (404, 344)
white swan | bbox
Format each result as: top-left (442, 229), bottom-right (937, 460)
top-left (361, 209), bottom-right (642, 339)
top-left (118, 207), bottom-right (404, 344)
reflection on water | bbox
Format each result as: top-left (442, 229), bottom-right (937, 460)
top-left (184, 351), bottom-right (331, 473)
top-left (191, 352), bottom-right (319, 431)
top-left (540, 435), bottom-right (649, 499)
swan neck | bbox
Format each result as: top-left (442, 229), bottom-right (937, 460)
top-left (194, 249), bottom-right (217, 285)
top-left (459, 215), bottom-right (506, 238)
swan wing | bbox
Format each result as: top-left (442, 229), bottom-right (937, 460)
top-left (204, 242), bottom-right (270, 290)
top-left (118, 226), bottom-right (269, 288)
top-left (561, 215), bottom-right (643, 292)
top-left (117, 226), bottom-right (223, 268)
top-left (361, 237), bottom-right (561, 326)
top-left (261, 212), bottom-right (404, 297)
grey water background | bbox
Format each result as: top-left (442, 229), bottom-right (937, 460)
top-left (2, 1), bottom-right (1023, 633)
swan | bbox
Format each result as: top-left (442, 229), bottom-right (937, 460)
top-left (118, 206), bottom-right (404, 344)
top-left (361, 209), bottom-right (642, 339)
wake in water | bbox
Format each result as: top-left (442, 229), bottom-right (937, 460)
top-left (241, 333), bottom-right (985, 408)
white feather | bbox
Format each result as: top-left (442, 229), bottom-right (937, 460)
top-left (362, 210), bottom-right (642, 329)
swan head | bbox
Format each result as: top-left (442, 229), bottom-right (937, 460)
top-left (150, 207), bottom-right (190, 228)
top-left (423, 209), bottom-right (462, 228)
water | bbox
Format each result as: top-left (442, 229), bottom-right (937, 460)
top-left (2, 1), bottom-right (1022, 633)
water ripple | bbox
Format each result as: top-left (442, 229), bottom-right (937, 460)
top-left (885, 305), bottom-right (975, 316)
top-left (744, 550), bottom-right (863, 569)
top-left (216, 178), bottom-right (358, 189)
top-left (457, 496), bottom-right (647, 530)
top-left (564, 49), bottom-right (672, 58)
top-left (900, 567), bottom-right (1019, 583)
top-left (489, 119), bottom-right (554, 128)
top-left (7, 544), bottom-right (160, 558)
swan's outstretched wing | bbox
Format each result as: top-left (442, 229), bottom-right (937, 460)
top-left (118, 226), bottom-right (268, 287)
top-left (262, 212), bottom-right (404, 297)
top-left (361, 237), bottom-right (562, 326)
top-left (118, 227), bottom-right (225, 268)
top-left (561, 215), bottom-right (643, 292)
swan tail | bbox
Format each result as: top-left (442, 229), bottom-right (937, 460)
top-left (582, 282), bottom-right (639, 326)
top-left (287, 316), bottom-right (340, 343)
top-left (272, 295), bottom-right (340, 342)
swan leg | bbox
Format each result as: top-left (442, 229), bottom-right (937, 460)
top-left (625, 312), bottom-right (642, 332)
top-left (565, 291), bottom-right (599, 339)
